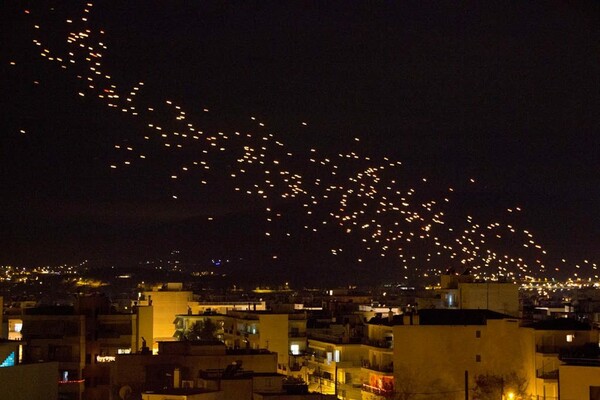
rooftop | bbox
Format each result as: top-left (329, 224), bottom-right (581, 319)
top-left (417, 309), bottom-right (511, 325)
top-left (526, 318), bottom-right (591, 331)
top-left (143, 388), bottom-right (215, 395)
top-left (367, 309), bottom-right (511, 326)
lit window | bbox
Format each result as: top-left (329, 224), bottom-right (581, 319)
top-left (334, 350), bottom-right (340, 363)
top-left (290, 344), bottom-right (300, 355)
top-left (13, 323), bottom-right (22, 333)
top-left (566, 334), bottom-right (574, 342)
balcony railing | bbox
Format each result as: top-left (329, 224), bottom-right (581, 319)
top-left (363, 339), bottom-right (393, 349)
top-left (289, 362), bottom-right (305, 371)
top-left (536, 368), bottom-right (558, 380)
top-left (362, 384), bottom-right (394, 398)
top-left (306, 356), bottom-right (361, 368)
top-left (289, 331), bottom-right (307, 338)
top-left (308, 332), bottom-right (362, 344)
top-left (362, 361), bottom-right (394, 373)
top-left (236, 330), bottom-right (259, 337)
top-left (559, 357), bottom-right (600, 366)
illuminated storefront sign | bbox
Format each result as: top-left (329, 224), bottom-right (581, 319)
top-left (96, 355), bottom-right (116, 363)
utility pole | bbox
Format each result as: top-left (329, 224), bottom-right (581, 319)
top-left (317, 366), bottom-right (323, 397)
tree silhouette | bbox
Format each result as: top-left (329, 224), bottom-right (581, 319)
top-left (184, 319), bottom-right (217, 341)
top-left (473, 372), bottom-right (528, 400)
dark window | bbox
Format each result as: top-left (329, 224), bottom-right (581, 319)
top-left (49, 345), bottom-right (73, 362)
top-left (475, 355), bottom-right (481, 362)
top-left (97, 322), bottom-right (132, 338)
top-left (590, 386), bottom-right (600, 400)
top-left (28, 346), bottom-right (43, 362)
top-left (475, 330), bottom-right (481, 338)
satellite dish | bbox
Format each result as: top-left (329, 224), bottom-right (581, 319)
top-left (119, 385), bottom-right (132, 400)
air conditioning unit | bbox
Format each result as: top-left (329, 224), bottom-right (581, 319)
top-left (181, 380), bottom-right (194, 389)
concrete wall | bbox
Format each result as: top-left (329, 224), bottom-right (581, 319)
top-left (137, 305), bottom-right (154, 352)
top-left (559, 364), bottom-right (600, 400)
top-left (459, 282), bottom-right (519, 317)
top-left (393, 319), bottom-right (537, 399)
top-left (258, 315), bottom-right (289, 369)
top-left (144, 290), bottom-right (193, 349)
top-left (218, 378), bottom-right (253, 400)
top-left (0, 361), bottom-right (59, 400)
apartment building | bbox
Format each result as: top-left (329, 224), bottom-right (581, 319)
top-left (109, 340), bottom-right (279, 399)
top-left (17, 295), bottom-right (152, 400)
top-left (222, 310), bottom-right (308, 375)
top-left (392, 309), bottom-right (536, 400)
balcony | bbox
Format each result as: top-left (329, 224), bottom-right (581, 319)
top-left (289, 331), bottom-right (307, 338)
top-left (306, 354), bottom-right (329, 365)
top-left (308, 332), bottom-right (362, 344)
top-left (362, 361), bottom-right (393, 373)
top-left (536, 367), bottom-right (558, 380)
top-left (362, 384), bottom-right (394, 398)
top-left (58, 379), bottom-right (85, 394)
top-left (306, 355), bottom-right (361, 369)
top-left (236, 330), bottom-right (259, 337)
top-left (363, 339), bottom-right (393, 349)
top-left (537, 344), bottom-right (600, 359)
top-left (289, 362), bottom-right (306, 371)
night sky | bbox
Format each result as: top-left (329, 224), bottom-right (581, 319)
top-left (2, 1), bottom-right (600, 283)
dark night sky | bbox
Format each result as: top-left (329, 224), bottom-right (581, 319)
top-left (1, 1), bottom-right (600, 282)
